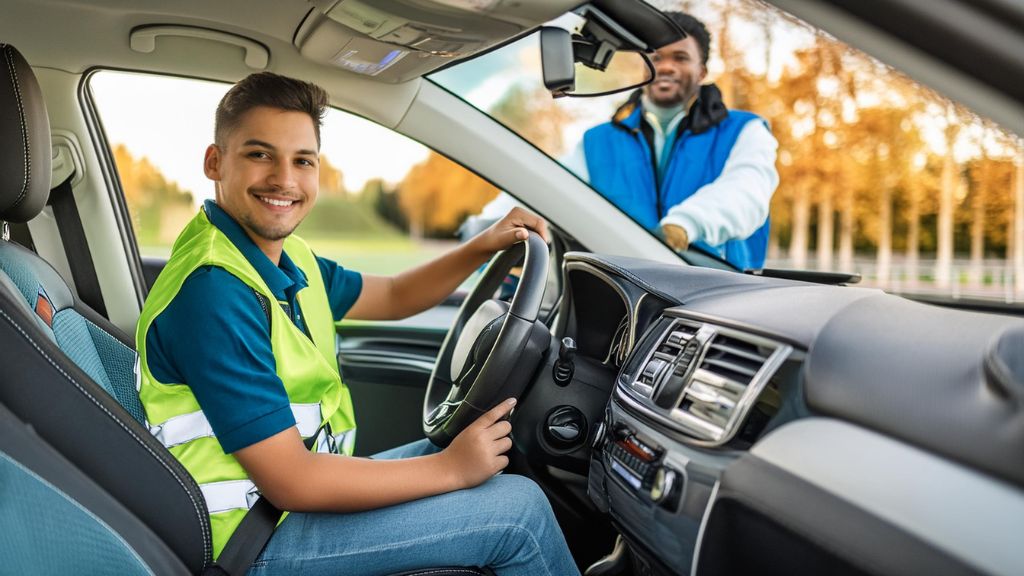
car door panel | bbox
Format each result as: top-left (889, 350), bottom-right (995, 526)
top-left (338, 309), bottom-right (455, 456)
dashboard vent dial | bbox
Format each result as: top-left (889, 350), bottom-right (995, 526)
top-left (632, 322), bottom-right (702, 397)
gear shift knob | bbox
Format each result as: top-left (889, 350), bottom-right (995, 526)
top-left (558, 337), bottom-right (577, 363)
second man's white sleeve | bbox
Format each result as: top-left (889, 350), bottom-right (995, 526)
top-left (659, 121), bottom-right (779, 246)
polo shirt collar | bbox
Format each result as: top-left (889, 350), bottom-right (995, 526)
top-left (203, 200), bottom-right (307, 300)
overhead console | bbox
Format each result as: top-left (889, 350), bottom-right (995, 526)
top-left (295, 0), bottom-right (579, 81)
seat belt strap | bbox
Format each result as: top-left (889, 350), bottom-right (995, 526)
top-left (6, 221), bottom-right (35, 252)
top-left (202, 431), bottom-right (322, 576)
top-left (47, 174), bottom-right (107, 316)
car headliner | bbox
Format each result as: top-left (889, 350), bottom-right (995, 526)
top-left (1, 0), bottom-right (1021, 135)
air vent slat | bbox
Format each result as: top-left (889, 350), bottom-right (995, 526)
top-left (685, 381), bottom-right (738, 408)
top-left (708, 342), bottom-right (768, 363)
top-left (692, 368), bottom-right (746, 394)
top-left (702, 357), bottom-right (760, 379)
top-left (685, 402), bottom-right (730, 428)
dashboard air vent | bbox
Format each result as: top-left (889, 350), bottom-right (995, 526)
top-left (624, 315), bottom-right (791, 445)
top-left (673, 333), bottom-right (774, 440)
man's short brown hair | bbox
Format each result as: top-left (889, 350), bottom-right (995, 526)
top-left (214, 72), bottom-right (329, 148)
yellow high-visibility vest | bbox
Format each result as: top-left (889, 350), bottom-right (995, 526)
top-left (137, 207), bottom-right (356, 559)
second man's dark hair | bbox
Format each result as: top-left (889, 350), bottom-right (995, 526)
top-left (666, 12), bottom-right (711, 67)
top-left (214, 72), bottom-right (329, 148)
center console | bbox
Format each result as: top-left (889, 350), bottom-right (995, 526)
top-left (587, 308), bottom-right (795, 575)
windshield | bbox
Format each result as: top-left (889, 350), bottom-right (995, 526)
top-left (430, 0), bottom-right (1024, 307)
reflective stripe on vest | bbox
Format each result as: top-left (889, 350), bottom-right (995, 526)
top-left (199, 427), bottom-right (355, 515)
top-left (202, 480), bottom-right (261, 514)
top-left (150, 403), bottom-right (327, 449)
top-left (315, 427), bottom-right (356, 457)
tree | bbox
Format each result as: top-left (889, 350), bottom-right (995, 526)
top-left (1015, 144), bottom-right (1024, 296)
top-left (111, 144), bottom-right (194, 246)
top-left (489, 85), bottom-right (576, 158)
top-left (397, 153), bottom-right (500, 239)
top-left (935, 104), bottom-right (967, 288)
top-left (319, 154), bottom-right (347, 198)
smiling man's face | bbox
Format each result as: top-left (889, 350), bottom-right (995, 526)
top-left (204, 106), bottom-right (319, 258)
top-left (645, 34), bottom-right (707, 107)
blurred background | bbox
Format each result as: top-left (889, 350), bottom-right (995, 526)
top-left (93, 0), bottom-right (1024, 304)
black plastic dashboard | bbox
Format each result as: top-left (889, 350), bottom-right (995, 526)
top-left (547, 251), bottom-right (1024, 576)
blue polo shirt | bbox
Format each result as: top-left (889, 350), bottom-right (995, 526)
top-left (145, 200), bottom-right (362, 453)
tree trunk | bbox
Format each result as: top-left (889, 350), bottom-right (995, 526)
top-left (968, 153), bottom-right (988, 289)
top-left (717, 4), bottom-right (735, 106)
top-left (838, 185), bottom-right (855, 273)
top-left (906, 188), bottom-right (920, 288)
top-left (1015, 148), bottom-right (1024, 298)
top-left (817, 192), bottom-right (834, 270)
top-left (935, 122), bottom-right (959, 289)
top-left (790, 183), bottom-right (811, 269)
top-left (876, 186), bottom-right (892, 285)
top-left (768, 228), bottom-right (781, 262)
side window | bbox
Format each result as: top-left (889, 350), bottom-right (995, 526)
top-left (88, 71), bottom-right (498, 282)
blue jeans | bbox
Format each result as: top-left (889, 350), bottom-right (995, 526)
top-left (248, 439), bottom-right (580, 576)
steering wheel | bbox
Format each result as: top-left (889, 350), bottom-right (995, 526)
top-left (423, 232), bottom-right (552, 447)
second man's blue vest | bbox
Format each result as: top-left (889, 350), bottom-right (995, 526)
top-left (583, 106), bottom-right (770, 270)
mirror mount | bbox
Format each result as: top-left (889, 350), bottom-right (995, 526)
top-left (540, 1), bottom-right (683, 98)
top-left (572, 4), bottom-right (648, 70)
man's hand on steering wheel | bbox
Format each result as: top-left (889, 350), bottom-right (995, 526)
top-left (440, 398), bottom-right (517, 488)
top-left (469, 207), bottom-right (549, 254)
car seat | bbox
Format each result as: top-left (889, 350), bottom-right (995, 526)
top-left (0, 42), bottom-right (491, 576)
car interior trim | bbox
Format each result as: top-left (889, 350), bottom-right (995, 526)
top-left (619, 312), bottom-right (794, 447)
top-left (338, 350), bottom-right (437, 374)
top-left (750, 417), bottom-right (1024, 576)
top-left (565, 260), bottom-right (637, 353)
top-left (697, 453), bottom-right (982, 576)
top-left (689, 479), bottom-right (720, 576)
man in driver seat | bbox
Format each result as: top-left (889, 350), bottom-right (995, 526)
top-left (136, 72), bottom-right (578, 575)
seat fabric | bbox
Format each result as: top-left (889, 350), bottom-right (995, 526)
top-left (0, 241), bottom-right (145, 423)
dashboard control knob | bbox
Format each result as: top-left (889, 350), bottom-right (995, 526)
top-left (650, 466), bottom-right (677, 504)
top-left (553, 337), bottom-right (577, 386)
top-left (558, 337), bottom-right (577, 362)
top-left (544, 406), bottom-right (587, 448)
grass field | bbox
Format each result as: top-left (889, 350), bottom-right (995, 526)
top-left (302, 236), bottom-right (457, 275)
top-left (140, 236), bottom-right (459, 276)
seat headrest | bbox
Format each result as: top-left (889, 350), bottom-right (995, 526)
top-left (0, 44), bottom-right (51, 223)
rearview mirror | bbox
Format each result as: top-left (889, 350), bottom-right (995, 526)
top-left (540, 27), bottom-right (575, 96)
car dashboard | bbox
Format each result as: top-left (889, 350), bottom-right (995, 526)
top-left (522, 251), bottom-right (1024, 576)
